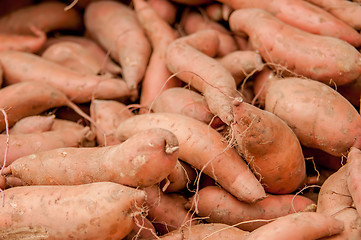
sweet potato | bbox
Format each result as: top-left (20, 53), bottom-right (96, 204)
top-left (0, 182), bottom-right (146, 240)
top-left (306, 0), bottom-right (361, 30)
top-left (222, 0), bottom-right (361, 46)
top-left (264, 77), bottom-right (361, 156)
top-left (124, 215), bottom-right (157, 240)
top-left (84, 0), bottom-right (151, 89)
top-left (0, 50), bottom-right (135, 103)
top-left (230, 8), bottom-right (361, 86)
top-left (243, 212), bottom-right (344, 240)
top-left (134, 0), bottom-right (182, 108)
top-left (150, 87), bottom-right (223, 127)
top-left (217, 50), bottom-right (264, 86)
top-left (0, 81), bottom-right (96, 132)
top-left (166, 30), bottom-right (239, 125)
top-left (232, 101), bottom-right (306, 193)
top-left (116, 113), bottom-right (266, 203)
top-left (90, 99), bottom-right (134, 146)
top-left (148, 0), bottom-right (178, 25)
top-left (42, 36), bottom-right (122, 75)
top-left (0, 126), bottom-right (93, 168)
top-left (42, 41), bottom-right (108, 76)
top-left (9, 115), bottom-right (55, 134)
top-left (169, 0), bottom-right (213, 5)
top-left (317, 163), bottom-right (361, 239)
top-left (144, 185), bottom-right (194, 234)
top-left (346, 147), bottom-right (361, 217)
top-left (0, 26), bottom-right (46, 53)
top-left (3, 128), bottom-right (179, 188)
top-left (0, 2), bottom-right (82, 34)
top-left (205, 3), bottom-right (223, 21)
top-left (187, 186), bottom-right (315, 231)
top-left (181, 10), bottom-right (238, 57)
top-left (157, 223), bottom-right (249, 240)
top-left (51, 118), bottom-right (85, 131)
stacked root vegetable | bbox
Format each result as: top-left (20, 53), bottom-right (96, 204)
top-left (1, 0), bottom-right (361, 239)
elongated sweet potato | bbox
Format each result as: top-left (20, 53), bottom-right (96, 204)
top-left (3, 128), bottom-right (178, 188)
top-left (0, 182), bottom-right (146, 240)
top-left (166, 30), bottom-right (239, 125)
top-left (187, 186), bottom-right (314, 231)
top-left (90, 99), bottom-right (134, 146)
top-left (157, 223), bottom-right (249, 240)
top-left (243, 212), bottom-right (344, 240)
top-left (0, 26), bottom-right (46, 53)
top-left (134, 0), bottom-right (182, 108)
top-left (0, 81), bottom-right (95, 132)
top-left (0, 50), bottom-right (135, 103)
top-left (116, 113), bottom-right (266, 203)
top-left (264, 77), bottom-right (361, 156)
top-left (222, 0), bottom-right (361, 46)
top-left (0, 2), bottom-right (82, 34)
top-left (306, 0), bottom-right (361, 30)
top-left (148, 0), bottom-right (177, 25)
top-left (0, 126), bottom-right (93, 167)
top-left (346, 147), bottom-right (361, 217)
top-left (9, 115), bottom-right (55, 134)
top-left (85, 0), bottom-right (151, 89)
top-left (229, 8), bottom-right (361, 86)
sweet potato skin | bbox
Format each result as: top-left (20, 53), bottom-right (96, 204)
top-left (0, 182), bottom-right (146, 240)
top-left (233, 102), bottom-right (306, 194)
top-left (9, 115), bottom-right (55, 134)
top-left (229, 8), bottom-right (361, 86)
top-left (4, 128), bottom-right (179, 188)
top-left (116, 113), bottom-right (266, 203)
top-left (264, 77), bottom-right (361, 156)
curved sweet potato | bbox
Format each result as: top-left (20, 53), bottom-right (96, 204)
top-left (187, 186), bottom-right (315, 231)
top-left (0, 50), bottom-right (134, 103)
top-left (0, 2), bottom-right (82, 34)
top-left (233, 102), bottom-right (306, 194)
top-left (229, 8), bottom-right (361, 86)
top-left (84, 0), bottom-right (151, 89)
top-left (134, 0), bottom-right (182, 108)
top-left (116, 113), bottom-right (266, 203)
top-left (0, 182), bottom-right (146, 240)
top-left (264, 77), bottom-right (361, 156)
top-left (3, 128), bottom-right (179, 188)
top-left (166, 30), bottom-right (239, 125)
top-left (222, 0), bottom-right (361, 46)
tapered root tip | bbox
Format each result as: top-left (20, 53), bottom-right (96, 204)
top-left (165, 145), bottom-right (180, 155)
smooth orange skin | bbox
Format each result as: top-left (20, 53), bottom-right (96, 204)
top-left (9, 115), bottom-right (55, 134)
top-left (0, 27), bottom-right (46, 53)
top-left (264, 77), bottom-right (361, 157)
top-left (148, 0), bottom-right (178, 25)
top-left (229, 8), bottom-right (361, 86)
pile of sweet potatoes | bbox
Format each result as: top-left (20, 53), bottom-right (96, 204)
top-left (1, 0), bottom-right (361, 239)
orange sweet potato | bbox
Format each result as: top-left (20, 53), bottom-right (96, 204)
top-left (9, 115), bottom-right (55, 134)
top-left (0, 51), bottom-right (134, 103)
top-left (0, 182), bottom-right (146, 240)
top-left (264, 77), bottom-right (361, 156)
top-left (166, 30), bottom-right (239, 125)
top-left (232, 101), bottom-right (306, 193)
top-left (3, 128), bottom-right (179, 188)
top-left (229, 8), bottom-right (361, 86)
top-left (148, 0), bottom-right (178, 25)
top-left (222, 0), bottom-right (361, 46)
top-left (0, 1), bottom-right (82, 34)
top-left (84, 0), bottom-right (151, 90)
top-left (134, 0), bottom-right (182, 108)
top-left (116, 113), bottom-right (266, 203)
top-left (187, 186), bottom-right (315, 231)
